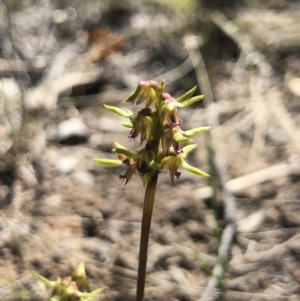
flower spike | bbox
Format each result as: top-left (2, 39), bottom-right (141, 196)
top-left (94, 81), bottom-right (210, 183)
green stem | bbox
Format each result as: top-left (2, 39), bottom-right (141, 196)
top-left (136, 173), bottom-right (159, 301)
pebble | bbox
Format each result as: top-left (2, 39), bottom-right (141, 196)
top-left (0, 78), bottom-right (21, 104)
top-left (56, 156), bottom-right (79, 174)
top-left (57, 118), bottom-right (90, 144)
top-left (44, 194), bottom-right (62, 207)
top-left (71, 170), bottom-right (95, 186)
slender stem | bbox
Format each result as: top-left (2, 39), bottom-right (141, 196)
top-left (136, 173), bottom-right (159, 301)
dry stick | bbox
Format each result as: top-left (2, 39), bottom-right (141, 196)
top-left (136, 173), bottom-right (159, 301)
top-left (267, 88), bottom-right (300, 153)
top-left (244, 233), bottom-right (300, 263)
top-left (194, 161), bottom-right (300, 200)
top-left (246, 71), bottom-right (267, 173)
top-left (184, 36), bottom-right (237, 301)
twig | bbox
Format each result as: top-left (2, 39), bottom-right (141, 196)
top-left (244, 233), bottom-right (300, 263)
top-left (245, 71), bottom-right (267, 173)
top-left (267, 88), bottom-right (300, 153)
top-left (194, 161), bottom-right (300, 200)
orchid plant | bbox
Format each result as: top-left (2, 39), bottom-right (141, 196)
top-left (93, 80), bottom-right (210, 301)
top-left (36, 262), bottom-right (103, 301)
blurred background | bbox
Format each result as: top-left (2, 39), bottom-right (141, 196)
top-left (1, 0), bottom-right (300, 300)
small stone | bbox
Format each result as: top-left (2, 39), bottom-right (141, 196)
top-left (0, 78), bottom-right (21, 103)
top-left (44, 194), bottom-right (62, 207)
top-left (71, 170), bottom-right (95, 186)
top-left (288, 77), bottom-right (300, 97)
top-left (56, 156), bottom-right (79, 174)
top-left (237, 210), bottom-right (265, 233)
top-left (57, 118), bottom-right (90, 145)
top-left (95, 239), bottom-right (112, 262)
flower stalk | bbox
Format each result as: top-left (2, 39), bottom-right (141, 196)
top-left (136, 173), bottom-right (158, 301)
top-left (93, 80), bottom-right (210, 301)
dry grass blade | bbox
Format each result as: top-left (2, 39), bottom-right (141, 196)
top-left (267, 88), bottom-right (300, 153)
top-left (246, 72), bottom-right (267, 173)
top-left (194, 161), bottom-right (300, 200)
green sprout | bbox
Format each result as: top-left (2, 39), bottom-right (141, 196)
top-left (36, 262), bottom-right (103, 301)
top-left (93, 80), bottom-right (210, 301)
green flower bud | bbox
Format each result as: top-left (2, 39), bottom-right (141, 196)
top-left (124, 80), bottom-right (161, 107)
top-left (71, 262), bottom-right (90, 292)
top-left (159, 145), bottom-right (209, 182)
top-left (128, 108), bottom-right (155, 143)
top-left (158, 93), bottom-right (182, 126)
